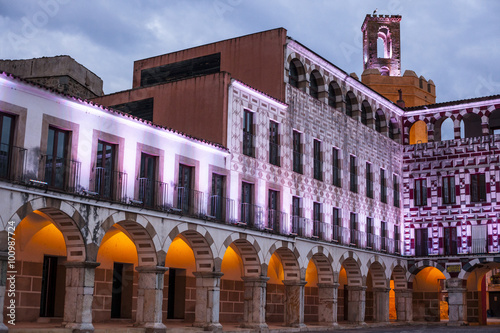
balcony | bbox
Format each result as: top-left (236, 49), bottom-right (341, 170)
top-left (239, 202), bottom-right (264, 228)
top-left (312, 220), bottom-right (329, 240)
top-left (266, 209), bottom-right (287, 234)
top-left (137, 177), bottom-right (168, 210)
top-left (332, 225), bottom-right (347, 244)
top-left (367, 233), bottom-right (380, 250)
top-left (0, 144), bottom-right (26, 182)
top-left (207, 194), bottom-right (236, 224)
top-left (40, 154), bottom-right (81, 193)
top-left (92, 167), bottom-right (128, 203)
top-left (350, 229), bottom-right (366, 248)
top-left (291, 216), bottom-right (308, 237)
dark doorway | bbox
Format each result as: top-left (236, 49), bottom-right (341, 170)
top-left (111, 262), bottom-right (133, 319)
top-left (489, 291), bottom-right (500, 317)
top-left (40, 256), bottom-right (66, 317)
top-left (444, 226), bottom-right (458, 255)
top-left (415, 228), bottom-right (428, 256)
top-left (167, 268), bottom-right (186, 319)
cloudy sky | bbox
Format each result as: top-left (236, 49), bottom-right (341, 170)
top-left (0, 0), bottom-right (499, 103)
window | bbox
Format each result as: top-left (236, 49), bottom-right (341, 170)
top-left (350, 155), bottom-right (357, 193)
top-left (289, 62), bottom-right (298, 88)
top-left (139, 153), bottom-right (157, 207)
top-left (366, 217), bottom-right (374, 248)
top-left (241, 182), bottom-right (254, 226)
top-left (243, 110), bottom-right (254, 157)
top-left (291, 196), bottom-right (301, 235)
top-left (178, 164), bottom-right (193, 212)
top-left (380, 168), bottom-right (387, 203)
top-left (394, 225), bottom-right (400, 253)
top-left (381, 221), bottom-right (388, 251)
top-left (313, 139), bottom-right (322, 181)
top-left (332, 208), bottom-right (341, 242)
top-left (45, 126), bottom-right (69, 189)
top-left (346, 97), bottom-right (352, 117)
top-left (442, 176), bottom-right (456, 204)
top-left (210, 174), bottom-right (225, 220)
top-left (415, 228), bottom-right (428, 256)
top-left (310, 75), bottom-right (318, 99)
top-left (269, 121), bottom-right (280, 166)
top-left (292, 130), bottom-right (302, 174)
top-left (366, 162), bottom-right (373, 198)
top-left (313, 202), bottom-right (321, 238)
top-left (414, 179), bottom-right (427, 206)
top-left (328, 83), bottom-right (337, 108)
top-left (350, 213), bottom-right (358, 246)
top-left (470, 174), bottom-right (486, 202)
top-left (332, 148), bottom-right (341, 187)
top-left (361, 104), bottom-right (368, 125)
top-left (268, 189), bottom-right (280, 232)
top-left (0, 112), bottom-right (15, 179)
top-left (95, 141), bottom-right (116, 199)
top-left (388, 121), bottom-right (394, 140)
top-left (393, 174), bottom-right (400, 207)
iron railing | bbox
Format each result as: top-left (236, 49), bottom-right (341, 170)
top-left (291, 216), bottom-right (308, 237)
top-left (40, 154), bottom-right (81, 193)
top-left (266, 209), bottom-right (287, 234)
top-left (93, 167), bottom-right (127, 203)
top-left (350, 229), bottom-right (365, 248)
top-left (367, 233), bottom-right (380, 250)
top-left (175, 187), bottom-right (206, 216)
top-left (137, 177), bottom-right (168, 209)
top-left (239, 202), bottom-right (264, 228)
top-left (207, 194), bottom-right (236, 224)
top-left (0, 144), bottom-right (26, 181)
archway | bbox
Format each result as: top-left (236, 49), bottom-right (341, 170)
top-left (338, 252), bottom-right (364, 324)
top-left (289, 59), bottom-right (306, 90)
top-left (375, 109), bottom-right (387, 134)
top-left (361, 100), bottom-right (373, 127)
top-left (460, 113), bottom-right (482, 139)
top-left (366, 260), bottom-right (389, 323)
top-left (488, 109), bottom-right (500, 135)
top-left (328, 81), bottom-right (342, 108)
top-left (409, 120), bottom-right (428, 144)
top-left (309, 70), bottom-right (324, 99)
top-left (345, 91), bottom-right (358, 118)
top-left (411, 266), bottom-right (447, 322)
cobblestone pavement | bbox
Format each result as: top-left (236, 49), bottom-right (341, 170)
top-left (310, 323), bottom-right (500, 333)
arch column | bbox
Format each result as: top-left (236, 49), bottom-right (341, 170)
top-left (63, 261), bottom-right (100, 333)
top-left (394, 288), bottom-right (413, 322)
top-left (193, 271), bottom-right (224, 331)
top-left (0, 252), bottom-right (9, 332)
top-left (446, 278), bottom-right (467, 326)
top-left (346, 285), bottom-right (366, 324)
top-left (241, 276), bottom-right (269, 329)
top-left (317, 283), bottom-right (339, 327)
top-left (134, 266), bottom-right (168, 333)
top-left (283, 279), bottom-right (307, 328)
top-left (373, 287), bottom-right (390, 323)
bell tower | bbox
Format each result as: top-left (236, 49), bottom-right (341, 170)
top-left (360, 14), bottom-right (436, 107)
top-left (361, 14), bottom-right (402, 76)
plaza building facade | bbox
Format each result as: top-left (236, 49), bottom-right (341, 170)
top-left (0, 14), bottom-right (499, 333)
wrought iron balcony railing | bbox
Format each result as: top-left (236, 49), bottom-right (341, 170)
top-left (40, 154), bottom-right (81, 193)
top-left (137, 177), bottom-right (168, 210)
top-left (93, 167), bottom-right (128, 203)
top-left (0, 144), bottom-right (26, 182)
top-left (266, 209), bottom-right (287, 234)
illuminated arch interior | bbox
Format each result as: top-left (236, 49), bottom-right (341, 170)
top-left (409, 120), bottom-right (428, 144)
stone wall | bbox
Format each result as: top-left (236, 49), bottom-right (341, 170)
top-left (412, 291), bottom-right (440, 321)
top-left (304, 286), bottom-right (318, 323)
top-left (265, 283), bottom-right (285, 323)
top-left (467, 291), bottom-right (480, 323)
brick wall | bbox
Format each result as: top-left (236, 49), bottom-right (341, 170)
top-left (412, 291), bottom-right (440, 321)
top-left (304, 286), bottom-right (318, 323)
top-left (365, 290), bottom-right (374, 321)
top-left (266, 283), bottom-right (285, 323)
top-left (219, 279), bottom-right (244, 323)
top-left (337, 288), bottom-right (345, 321)
top-left (467, 291), bottom-right (479, 323)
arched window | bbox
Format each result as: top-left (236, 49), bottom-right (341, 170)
top-left (489, 109), bottom-right (500, 135)
top-left (388, 121), bottom-right (394, 139)
top-left (289, 62), bottom-right (298, 88)
top-left (361, 100), bottom-right (372, 126)
top-left (309, 74), bottom-right (318, 99)
top-left (345, 91), bottom-right (358, 118)
top-left (409, 120), bottom-right (428, 144)
top-left (377, 27), bottom-right (391, 59)
top-left (460, 113), bottom-right (482, 139)
top-left (375, 109), bottom-right (386, 133)
top-left (328, 81), bottom-right (341, 108)
top-left (435, 118), bottom-right (454, 141)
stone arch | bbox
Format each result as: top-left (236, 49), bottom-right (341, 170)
top-left (304, 246), bottom-right (335, 284)
top-left (375, 109), bottom-right (387, 134)
top-left (460, 112), bottom-right (482, 138)
top-left (9, 197), bottom-right (87, 262)
top-left (219, 233), bottom-right (264, 277)
top-left (267, 241), bottom-right (301, 280)
top-left (164, 223), bottom-right (216, 272)
top-left (345, 91), bottom-right (359, 118)
top-left (459, 257), bottom-right (500, 280)
top-left (288, 58), bottom-right (306, 90)
top-left (488, 108), bottom-right (500, 134)
top-left (338, 251), bottom-right (363, 286)
top-left (390, 264), bottom-right (409, 290)
top-left (388, 117), bottom-right (400, 141)
top-left (98, 211), bottom-right (162, 264)
top-left (409, 120), bottom-right (428, 144)
top-left (408, 260), bottom-right (451, 282)
top-left (434, 117), bottom-right (454, 141)
top-left (328, 80), bottom-right (342, 108)
top-left (309, 70), bottom-right (324, 99)
top-left (366, 256), bottom-right (388, 288)
top-left (361, 100), bottom-right (373, 127)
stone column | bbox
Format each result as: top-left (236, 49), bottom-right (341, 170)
top-left (446, 278), bottom-right (467, 326)
top-left (317, 283), bottom-right (339, 327)
top-left (283, 279), bottom-right (307, 328)
top-left (63, 261), bottom-right (100, 333)
top-left (372, 287), bottom-right (390, 323)
top-left (0, 252), bottom-right (9, 332)
top-left (193, 271), bottom-right (224, 331)
top-left (394, 289), bottom-right (413, 322)
top-left (346, 285), bottom-right (366, 324)
top-left (241, 276), bottom-right (269, 329)
top-left (135, 266), bottom-right (168, 333)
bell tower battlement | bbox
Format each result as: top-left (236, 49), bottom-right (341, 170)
top-left (361, 14), bottom-right (402, 76)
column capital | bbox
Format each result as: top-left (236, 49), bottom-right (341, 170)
top-left (282, 279), bottom-right (307, 287)
top-left (64, 261), bottom-right (100, 269)
top-left (135, 265), bottom-right (168, 274)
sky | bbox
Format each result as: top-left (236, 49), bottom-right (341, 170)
top-left (0, 0), bottom-right (499, 103)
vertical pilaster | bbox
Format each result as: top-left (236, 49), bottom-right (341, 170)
top-left (317, 283), bottom-right (339, 327)
top-left (241, 276), bottom-right (269, 329)
top-left (135, 266), bottom-right (168, 333)
top-left (193, 271), bottom-right (224, 331)
top-left (283, 279), bottom-right (307, 328)
top-left (372, 287), bottom-right (390, 323)
top-left (63, 261), bottom-right (100, 333)
top-left (395, 288), bottom-right (413, 322)
top-left (346, 285), bottom-right (366, 324)
top-left (0, 252), bottom-right (9, 332)
top-left (446, 278), bottom-right (467, 326)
